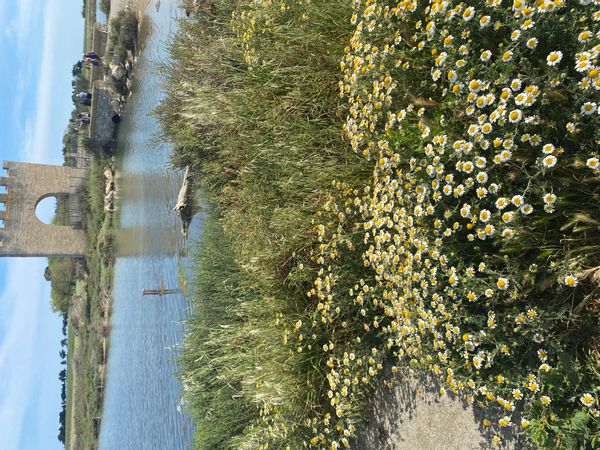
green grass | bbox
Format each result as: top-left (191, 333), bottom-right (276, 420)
top-left (177, 262), bottom-right (189, 297)
top-left (180, 213), bottom-right (264, 448)
top-left (83, 0), bottom-right (97, 52)
top-left (157, 1), bottom-right (366, 448)
top-left (61, 155), bottom-right (114, 450)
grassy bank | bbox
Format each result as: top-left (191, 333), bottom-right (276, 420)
top-left (159, 1), bottom-right (599, 449)
top-left (157, 1), bottom-right (365, 448)
top-left (64, 320), bottom-right (75, 450)
top-left (58, 2), bottom-right (140, 446)
top-left (58, 154), bottom-right (114, 450)
top-left (83, 0), bottom-right (97, 52)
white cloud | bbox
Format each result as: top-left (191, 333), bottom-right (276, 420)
top-left (10, 77), bottom-right (27, 135)
top-left (0, 3), bottom-right (8, 35)
top-left (20, 0), bottom-right (61, 165)
top-left (11, 0), bottom-right (35, 48)
top-left (4, 17), bottom-right (17, 38)
top-left (0, 258), bottom-right (46, 450)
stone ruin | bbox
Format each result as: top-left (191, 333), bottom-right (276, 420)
top-left (0, 161), bottom-right (89, 257)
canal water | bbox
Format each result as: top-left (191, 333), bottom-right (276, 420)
top-left (98, 1), bottom-right (197, 449)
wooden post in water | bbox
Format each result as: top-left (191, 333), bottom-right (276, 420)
top-left (142, 279), bottom-right (182, 297)
top-left (142, 288), bottom-right (182, 296)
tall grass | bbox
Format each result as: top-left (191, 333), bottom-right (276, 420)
top-left (157, 0), bottom-right (368, 447)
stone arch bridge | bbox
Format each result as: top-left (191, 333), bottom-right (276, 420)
top-left (0, 161), bottom-right (89, 257)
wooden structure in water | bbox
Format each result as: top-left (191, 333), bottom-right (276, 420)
top-left (142, 279), bottom-right (182, 297)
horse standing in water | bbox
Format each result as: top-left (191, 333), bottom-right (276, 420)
top-left (173, 166), bottom-right (194, 237)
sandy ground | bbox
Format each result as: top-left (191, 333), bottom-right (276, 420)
top-left (353, 369), bottom-right (523, 450)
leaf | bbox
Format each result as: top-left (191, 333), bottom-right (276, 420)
top-left (567, 410), bottom-right (589, 434)
top-left (557, 352), bottom-right (580, 385)
top-left (561, 213), bottom-right (600, 231)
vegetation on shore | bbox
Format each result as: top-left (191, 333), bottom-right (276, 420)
top-left (157, 0), bottom-right (363, 447)
top-left (100, 0), bottom-right (111, 17)
top-left (49, 2), bottom-right (141, 447)
top-left (48, 155), bottom-right (114, 450)
top-left (159, 0), bottom-right (599, 449)
top-left (105, 10), bottom-right (139, 94)
top-left (69, 155), bottom-right (114, 450)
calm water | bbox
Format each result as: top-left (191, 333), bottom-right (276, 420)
top-left (98, 2), bottom-right (197, 449)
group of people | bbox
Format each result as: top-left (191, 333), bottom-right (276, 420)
top-left (83, 51), bottom-right (102, 67)
top-left (78, 90), bottom-right (92, 106)
top-left (76, 51), bottom-right (101, 127)
top-left (76, 49), bottom-right (112, 128)
top-left (77, 112), bottom-right (91, 126)
top-left (77, 51), bottom-right (101, 103)
top-left (77, 93), bottom-right (92, 128)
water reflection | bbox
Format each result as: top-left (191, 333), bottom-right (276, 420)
top-left (114, 226), bottom-right (182, 256)
top-left (116, 171), bottom-right (179, 206)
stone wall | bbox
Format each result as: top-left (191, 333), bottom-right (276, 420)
top-left (89, 82), bottom-right (116, 146)
top-left (93, 24), bottom-right (108, 57)
top-left (89, 25), bottom-right (109, 83)
top-left (0, 161), bottom-right (89, 257)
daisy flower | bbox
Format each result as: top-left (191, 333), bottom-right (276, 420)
top-left (581, 393), bottom-right (595, 407)
top-left (499, 416), bottom-right (511, 427)
top-left (511, 195), bottom-right (524, 206)
top-left (508, 109), bottom-right (522, 123)
top-left (512, 389), bottom-right (523, 400)
top-left (526, 37), bottom-right (538, 49)
top-left (563, 274), bottom-right (578, 287)
top-left (495, 197), bottom-right (508, 209)
top-left (546, 51), bottom-right (563, 66)
top-left (502, 51), bottom-right (513, 62)
top-left (581, 102), bottom-right (597, 115)
top-left (542, 143), bottom-right (555, 154)
top-left (578, 30), bottom-right (592, 43)
top-left (497, 277), bottom-right (509, 290)
top-left (463, 7), bottom-right (475, 21)
top-left (502, 229), bottom-right (515, 239)
top-left (521, 204), bottom-right (533, 215)
top-left (542, 155), bottom-right (557, 168)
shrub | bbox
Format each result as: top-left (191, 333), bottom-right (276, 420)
top-left (106, 11), bottom-right (138, 64)
top-left (100, 0), bottom-right (111, 16)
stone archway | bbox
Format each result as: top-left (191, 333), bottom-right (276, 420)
top-left (0, 161), bottom-right (89, 257)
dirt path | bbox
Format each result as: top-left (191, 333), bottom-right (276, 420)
top-left (353, 369), bottom-right (523, 450)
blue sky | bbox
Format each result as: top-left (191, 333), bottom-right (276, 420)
top-left (0, 0), bottom-right (84, 449)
